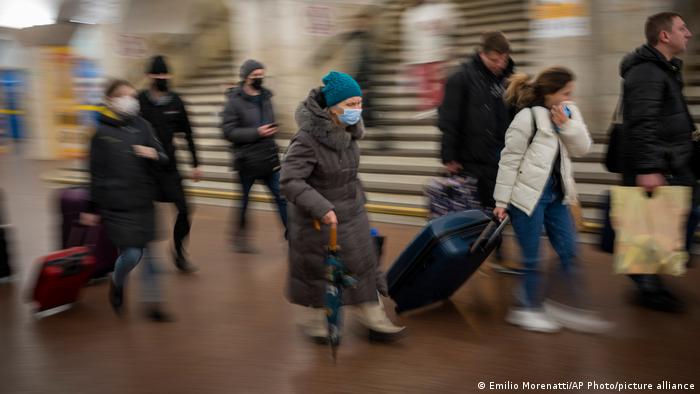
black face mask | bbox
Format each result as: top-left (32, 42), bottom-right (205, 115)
top-left (251, 78), bottom-right (264, 90)
top-left (154, 79), bottom-right (169, 92)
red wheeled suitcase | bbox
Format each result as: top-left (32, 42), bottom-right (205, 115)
top-left (31, 225), bottom-right (97, 313)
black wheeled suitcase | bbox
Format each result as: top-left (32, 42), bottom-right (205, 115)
top-left (387, 210), bottom-right (508, 314)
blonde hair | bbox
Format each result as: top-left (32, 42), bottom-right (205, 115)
top-left (504, 67), bottom-right (575, 109)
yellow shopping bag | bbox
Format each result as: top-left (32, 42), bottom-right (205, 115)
top-left (609, 186), bottom-right (691, 276)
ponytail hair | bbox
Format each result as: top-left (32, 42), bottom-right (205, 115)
top-left (504, 73), bottom-right (534, 109)
top-left (504, 67), bottom-right (575, 109)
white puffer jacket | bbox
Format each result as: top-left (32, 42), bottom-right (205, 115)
top-left (493, 104), bottom-right (592, 216)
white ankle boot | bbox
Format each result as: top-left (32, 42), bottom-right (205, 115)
top-left (353, 298), bottom-right (406, 341)
top-left (297, 306), bottom-right (328, 342)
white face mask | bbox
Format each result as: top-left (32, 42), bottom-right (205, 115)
top-left (110, 96), bottom-right (140, 117)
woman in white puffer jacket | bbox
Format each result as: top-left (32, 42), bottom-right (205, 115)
top-left (493, 67), bottom-right (611, 334)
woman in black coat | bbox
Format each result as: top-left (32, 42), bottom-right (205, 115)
top-left (81, 79), bottom-right (171, 321)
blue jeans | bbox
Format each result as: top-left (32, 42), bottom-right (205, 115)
top-left (237, 170), bottom-right (288, 234)
top-left (509, 178), bottom-right (578, 308)
top-left (112, 246), bottom-right (161, 303)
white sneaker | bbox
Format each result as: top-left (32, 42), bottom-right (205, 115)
top-left (543, 300), bottom-right (614, 334)
top-left (506, 308), bottom-right (562, 333)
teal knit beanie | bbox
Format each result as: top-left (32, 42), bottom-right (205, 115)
top-left (321, 71), bottom-right (362, 107)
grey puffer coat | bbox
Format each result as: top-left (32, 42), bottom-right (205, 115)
top-left (281, 88), bottom-right (382, 307)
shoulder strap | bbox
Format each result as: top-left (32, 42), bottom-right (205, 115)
top-left (612, 81), bottom-right (624, 124)
top-left (527, 108), bottom-right (537, 147)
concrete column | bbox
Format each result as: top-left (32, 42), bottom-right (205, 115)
top-left (588, 0), bottom-right (674, 135)
top-left (527, 0), bottom-right (678, 135)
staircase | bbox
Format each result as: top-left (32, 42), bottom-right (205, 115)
top-left (45, 0), bottom-right (700, 233)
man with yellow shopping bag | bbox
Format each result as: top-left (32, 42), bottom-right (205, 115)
top-left (617, 12), bottom-right (695, 312)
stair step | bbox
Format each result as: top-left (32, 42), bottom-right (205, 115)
top-left (384, 17), bottom-right (529, 35)
top-left (375, 43), bottom-right (533, 56)
top-left (181, 76), bottom-right (238, 87)
top-left (376, 36), bottom-right (529, 53)
top-left (456, 0), bottom-right (526, 12)
top-left (384, 22), bottom-right (531, 40)
top-left (375, 48), bottom-right (532, 64)
top-left (188, 105), bottom-right (225, 115)
top-left (380, 27), bottom-right (529, 46)
top-left (455, 2), bottom-right (526, 17)
top-left (186, 126), bottom-right (442, 144)
top-left (179, 86), bottom-right (229, 95)
top-left (194, 68), bottom-right (237, 78)
top-left (177, 138), bottom-right (441, 156)
top-left (182, 94), bottom-right (227, 105)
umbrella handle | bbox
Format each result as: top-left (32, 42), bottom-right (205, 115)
top-left (329, 223), bottom-right (337, 251)
top-left (313, 220), bottom-right (338, 251)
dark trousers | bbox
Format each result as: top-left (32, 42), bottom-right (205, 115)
top-left (172, 190), bottom-right (190, 258)
top-left (236, 170), bottom-right (288, 235)
top-left (0, 227), bottom-right (11, 277)
top-left (155, 169), bottom-right (191, 258)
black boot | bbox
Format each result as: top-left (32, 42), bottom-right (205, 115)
top-left (636, 289), bottom-right (685, 313)
top-left (174, 252), bottom-right (199, 273)
top-left (108, 280), bottom-right (124, 316)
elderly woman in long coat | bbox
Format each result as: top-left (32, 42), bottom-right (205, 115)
top-left (281, 71), bottom-right (405, 342)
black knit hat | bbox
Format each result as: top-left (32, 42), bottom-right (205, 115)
top-left (147, 55), bottom-right (169, 75)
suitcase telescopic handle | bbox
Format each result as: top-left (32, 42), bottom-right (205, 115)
top-left (470, 216), bottom-right (510, 254)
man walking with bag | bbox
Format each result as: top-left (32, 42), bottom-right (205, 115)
top-left (438, 31), bottom-right (515, 212)
top-left (619, 12), bottom-right (694, 312)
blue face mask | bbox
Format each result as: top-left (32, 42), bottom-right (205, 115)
top-left (338, 108), bottom-right (362, 125)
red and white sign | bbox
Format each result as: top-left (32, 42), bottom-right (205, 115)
top-left (306, 5), bottom-right (334, 36)
top-left (115, 34), bottom-right (148, 58)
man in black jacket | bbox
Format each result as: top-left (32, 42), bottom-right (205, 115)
top-left (620, 12), bottom-right (694, 312)
top-left (438, 31), bottom-right (515, 210)
top-left (221, 59), bottom-right (287, 253)
top-left (138, 55), bottom-right (200, 273)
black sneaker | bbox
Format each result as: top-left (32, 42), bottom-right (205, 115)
top-left (108, 280), bottom-right (124, 316)
top-left (174, 254), bottom-right (199, 273)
